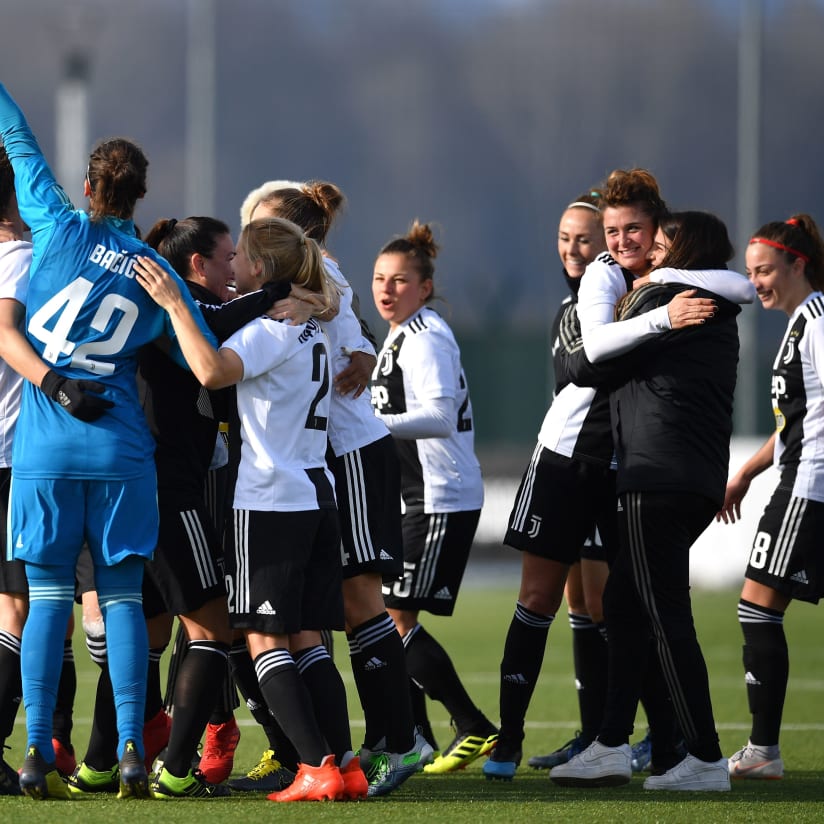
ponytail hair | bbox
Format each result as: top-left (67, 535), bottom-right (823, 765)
top-left (749, 214), bottom-right (824, 291)
top-left (252, 180), bottom-right (345, 244)
top-left (144, 216), bottom-right (231, 279)
top-left (378, 219), bottom-right (440, 300)
top-left (86, 137), bottom-right (148, 221)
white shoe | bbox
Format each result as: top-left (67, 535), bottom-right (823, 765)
top-left (549, 741), bottom-right (631, 787)
top-left (728, 741), bottom-right (784, 779)
top-left (643, 754), bottom-right (730, 791)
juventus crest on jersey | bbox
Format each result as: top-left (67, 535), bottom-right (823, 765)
top-left (371, 306), bottom-right (483, 514)
top-left (771, 292), bottom-right (824, 501)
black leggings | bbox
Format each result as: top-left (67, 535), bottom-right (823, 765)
top-left (598, 491), bottom-right (722, 763)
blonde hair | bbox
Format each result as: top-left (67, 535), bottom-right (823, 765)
top-left (239, 216), bottom-right (338, 311)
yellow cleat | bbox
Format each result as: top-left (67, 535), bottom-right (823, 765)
top-left (423, 732), bottom-right (498, 774)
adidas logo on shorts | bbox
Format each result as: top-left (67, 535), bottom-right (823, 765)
top-left (434, 586), bottom-right (453, 600)
top-left (364, 656), bottom-right (388, 671)
top-left (503, 673), bottom-right (528, 685)
top-left (256, 600), bottom-right (277, 615)
top-left (745, 670), bottom-right (761, 686)
top-left (790, 569), bottom-right (810, 584)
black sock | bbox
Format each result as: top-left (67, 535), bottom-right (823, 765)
top-left (145, 647), bottom-right (166, 720)
top-left (347, 633), bottom-right (374, 746)
top-left (409, 679), bottom-right (438, 750)
top-left (403, 624), bottom-right (493, 736)
top-left (84, 667), bottom-right (118, 771)
top-left (209, 658), bottom-right (239, 724)
top-left (230, 639), bottom-right (299, 769)
top-left (52, 639), bottom-right (76, 747)
top-left (569, 612), bottom-right (607, 744)
top-left (294, 645), bottom-right (352, 761)
top-left (0, 631), bottom-right (21, 744)
top-left (254, 648), bottom-right (327, 766)
top-left (739, 599), bottom-right (788, 746)
top-left (498, 603), bottom-right (552, 751)
top-left (351, 613), bottom-right (414, 753)
top-left (163, 623), bottom-right (189, 713)
top-left (163, 640), bottom-right (229, 777)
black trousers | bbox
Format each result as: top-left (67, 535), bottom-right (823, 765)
top-left (599, 491), bottom-right (722, 763)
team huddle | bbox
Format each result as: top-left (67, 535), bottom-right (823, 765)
top-left (0, 77), bottom-right (820, 803)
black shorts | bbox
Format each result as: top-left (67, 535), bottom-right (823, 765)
top-left (226, 508), bottom-right (344, 635)
top-left (745, 485), bottom-right (824, 604)
top-left (0, 468), bottom-right (26, 594)
top-left (143, 501), bottom-right (226, 619)
top-left (504, 445), bottom-right (618, 566)
top-left (382, 509), bottom-right (480, 616)
top-left (331, 436), bottom-right (404, 582)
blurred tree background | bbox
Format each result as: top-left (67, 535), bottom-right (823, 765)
top-left (1, 0), bottom-right (821, 456)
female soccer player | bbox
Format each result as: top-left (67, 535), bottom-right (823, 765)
top-left (718, 214), bottom-right (824, 781)
top-left (484, 192), bottom-right (612, 780)
top-left (135, 216), bottom-right (358, 803)
top-left (370, 220), bottom-right (498, 774)
top-left (246, 181), bottom-right (424, 797)
top-left (0, 80), bottom-right (214, 800)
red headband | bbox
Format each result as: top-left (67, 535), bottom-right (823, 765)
top-left (748, 236), bottom-right (810, 264)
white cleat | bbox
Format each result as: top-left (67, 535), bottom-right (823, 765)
top-left (728, 741), bottom-right (784, 780)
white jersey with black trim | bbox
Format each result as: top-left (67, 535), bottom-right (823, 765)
top-left (771, 292), bottom-right (824, 502)
top-left (221, 316), bottom-right (336, 512)
top-left (0, 239), bottom-right (29, 467)
top-left (371, 306), bottom-right (483, 513)
top-left (321, 257), bottom-right (388, 457)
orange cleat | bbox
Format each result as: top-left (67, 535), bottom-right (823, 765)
top-left (267, 755), bottom-right (344, 802)
top-left (199, 718), bottom-right (240, 784)
top-left (143, 709), bottom-right (173, 771)
top-left (338, 758), bottom-right (368, 800)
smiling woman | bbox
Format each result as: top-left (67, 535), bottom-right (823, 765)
top-left (370, 220), bottom-right (497, 774)
top-left (718, 213), bottom-right (824, 780)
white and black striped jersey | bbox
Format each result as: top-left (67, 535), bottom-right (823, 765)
top-left (371, 306), bottom-right (483, 513)
top-left (538, 279), bottom-right (624, 467)
top-left (221, 316), bottom-right (336, 512)
top-left (321, 258), bottom-right (389, 457)
top-left (771, 292), bottom-right (824, 502)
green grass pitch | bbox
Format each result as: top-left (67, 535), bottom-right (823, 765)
top-left (3, 583), bottom-right (824, 822)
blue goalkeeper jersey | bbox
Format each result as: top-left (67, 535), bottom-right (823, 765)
top-left (0, 83), bottom-right (216, 479)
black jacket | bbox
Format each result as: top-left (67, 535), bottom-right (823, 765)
top-left (566, 283), bottom-right (740, 507)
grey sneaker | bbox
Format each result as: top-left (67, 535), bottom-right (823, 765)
top-left (549, 741), bottom-right (631, 787)
top-left (644, 755), bottom-right (730, 792)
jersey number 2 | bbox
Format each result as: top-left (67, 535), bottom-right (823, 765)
top-left (305, 342), bottom-right (330, 431)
